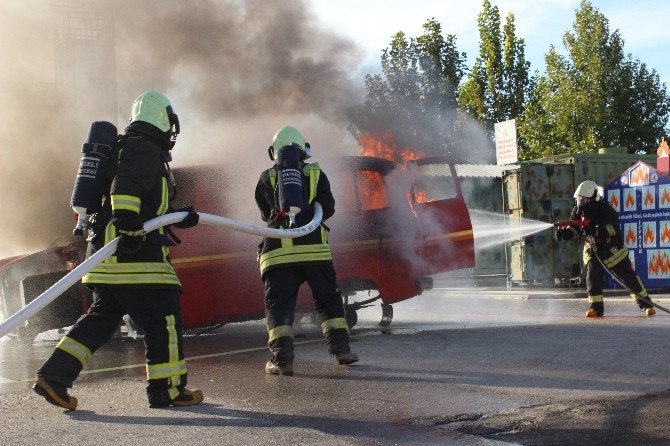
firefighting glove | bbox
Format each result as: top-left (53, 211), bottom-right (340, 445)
top-left (556, 228), bottom-right (573, 241)
top-left (113, 212), bottom-right (145, 254)
top-left (172, 206), bottom-right (199, 229)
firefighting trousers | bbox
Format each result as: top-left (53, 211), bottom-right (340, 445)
top-left (263, 264), bottom-right (350, 363)
top-left (37, 287), bottom-right (188, 401)
top-left (586, 255), bottom-right (650, 310)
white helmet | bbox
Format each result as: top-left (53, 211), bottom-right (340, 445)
top-left (574, 180), bottom-right (602, 205)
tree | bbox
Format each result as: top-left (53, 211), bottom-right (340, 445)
top-left (353, 18), bottom-right (467, 161)
top-left (458, 0), bottom-right (531, 136)
top-left (518, 0), bottom-right (670, 159)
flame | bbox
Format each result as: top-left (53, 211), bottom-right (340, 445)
top-left (625, 192), bottom-right (635, 208)
top-left (610, 194), bottom-right (619, 208)
top-left (356, 132), bottom-right (426, 213)
top-left (631, 168), bottom-right (649, 185)
top-left (658, 138), bottom-right (669, 157)
top-left (400, 148), bottom-right (425, 164)
top-left (357, 132), bottom-right (395, 161)
top-left (661, 188), bottom-right (670, 205)
top-left (644, 225), bottom-right (655, 245)
top-left (357, 171), bottom-right (388, 210)
top-left (626, 226), bottom-right (637, 245)
top-left (649, 251), bottom-right (670, 275)
top-left (415, 191), bottom-right (427, 203)
top-left (661, 224), bottom-right (670, 244)
top-left (644, 189), bottom-right (654, 206)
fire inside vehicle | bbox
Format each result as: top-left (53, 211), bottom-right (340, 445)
top-left (0, 155), bottom-right (474, 342)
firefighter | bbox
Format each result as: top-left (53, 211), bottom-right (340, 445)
top-left (255, 125), bottom-right (358, 375)
top-left (556, 180), bottom-right (656, 317)
top-left (33, 91), bottom-right (203, 410)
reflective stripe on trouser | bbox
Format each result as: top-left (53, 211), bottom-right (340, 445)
top-left (588, 294), bottom-right (604, 303)
top-left (56, 336), bottom-right (92, 367)
top-left (146, 314), bottom-right (187, 400)
top-left (321, 317), bottom-right (349, 335)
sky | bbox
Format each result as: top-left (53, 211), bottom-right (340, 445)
top-left (311, 0), bottom-right (670, 87)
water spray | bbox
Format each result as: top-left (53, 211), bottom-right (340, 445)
top-left (0, 204), bottom-right (323, 339)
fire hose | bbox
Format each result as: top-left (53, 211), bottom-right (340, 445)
top-left (556, 219), bottom-right (670, 314)
top-left (0, 203), bottom-right (323, 339)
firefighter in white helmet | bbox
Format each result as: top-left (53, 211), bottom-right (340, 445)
top-left (556, 180), bottom-right (655, 317)
top-left (33, 91), bottom-right (203, 409)
top-left (255, 125), bottom-right (358, 375)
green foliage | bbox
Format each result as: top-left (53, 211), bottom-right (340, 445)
top-left (458, 0), bottom-right (531, 137)
top-left (353, 18), bottom-right (466, 160)
top-left (518, 0), bottom-right (670, 159)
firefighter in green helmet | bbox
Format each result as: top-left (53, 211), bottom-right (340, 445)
top-left (255, 125), bottom-right (358, 375)
top-left (557, 180), bottom-right (656, 317)
top-left (33, 91), bottom-right (203, 409)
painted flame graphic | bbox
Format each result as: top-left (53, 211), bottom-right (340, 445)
top-left (631, 168), bottom-right (649, 185)
top-left (661, 224), bottom-right (670, 244)
top-left (626, 226), bottom-right (636, 245)
top-left (644, 225), bottom-right (655, 244)
top-left (661, 188), bottom-right (670, 205)
top-left (658, 138), bottom-right (669, 157)
top-left (610, 194), bottom-right (619, 208)
top-left (625, 192), bottom-right (635, 208)
top-left (644, 190), bottom-right (654, 206)
top-left (649, 251), bottom-right (670, 275)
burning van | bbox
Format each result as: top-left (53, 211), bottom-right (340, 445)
top-left (0, 155), bottom-right (474, 341)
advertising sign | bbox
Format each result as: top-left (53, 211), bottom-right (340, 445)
top-left (605, 161), bottom-right (670, 288)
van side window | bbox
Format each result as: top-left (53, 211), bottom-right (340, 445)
top-left (357, 170), bottom-right (388, 210)
top-left (412, 164), bottom-right (457, 202)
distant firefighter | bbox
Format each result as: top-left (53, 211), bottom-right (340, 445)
top-left (255, 125), bottom-right (358, 376)
top-left (556, 180), bottom-right (655, 317)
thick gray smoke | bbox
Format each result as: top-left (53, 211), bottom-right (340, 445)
top-left (0, 0), bottom-right (365, 258)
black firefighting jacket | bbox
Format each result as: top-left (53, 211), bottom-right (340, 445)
top-left (255, 162), bottom-right (335, 277)
top-left (82, 122), bottom-right (180, 288)
top-left (569, 200), bottom-right (628, 268)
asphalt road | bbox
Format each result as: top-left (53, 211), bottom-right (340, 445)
top-left (1, 283), bottom-right (669, 445)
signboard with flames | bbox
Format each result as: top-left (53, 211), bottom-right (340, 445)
top-left (605, 161), bottom-right (670, 287)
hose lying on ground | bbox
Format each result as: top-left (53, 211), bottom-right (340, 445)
top-left (0, 204), bottom-right (323, 339)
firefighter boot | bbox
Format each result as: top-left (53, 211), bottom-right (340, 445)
top-left (149, 388), bottom-right (204, 408)
top-left (265, 360), bottom-right (294, 376)
top-left (32, 376), bottom-right (78, 410)
top-left (335, 352), bottom-right (359, 365)
top-left (637, 299), bottom-right (656, 316)
top-left (585, 302), bottom-right (604, 318)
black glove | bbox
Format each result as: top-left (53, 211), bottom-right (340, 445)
top-left (113, 212), bottom-right (144, 254)
top-left (556, 227), bottom-right (574, 241)
top-left (173, 206), bottom-right (199, 229)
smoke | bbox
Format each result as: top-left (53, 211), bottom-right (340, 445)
top-left (0, 0), bottom-right (366, 258)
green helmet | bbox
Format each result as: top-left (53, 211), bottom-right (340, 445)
top-left (130, 91), bottom-right (180, 138)
top-left (270, 125), bottom-right (311, 160)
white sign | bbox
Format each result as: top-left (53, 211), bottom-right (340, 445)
top-left (495, 119), bottom-right (518, 165)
